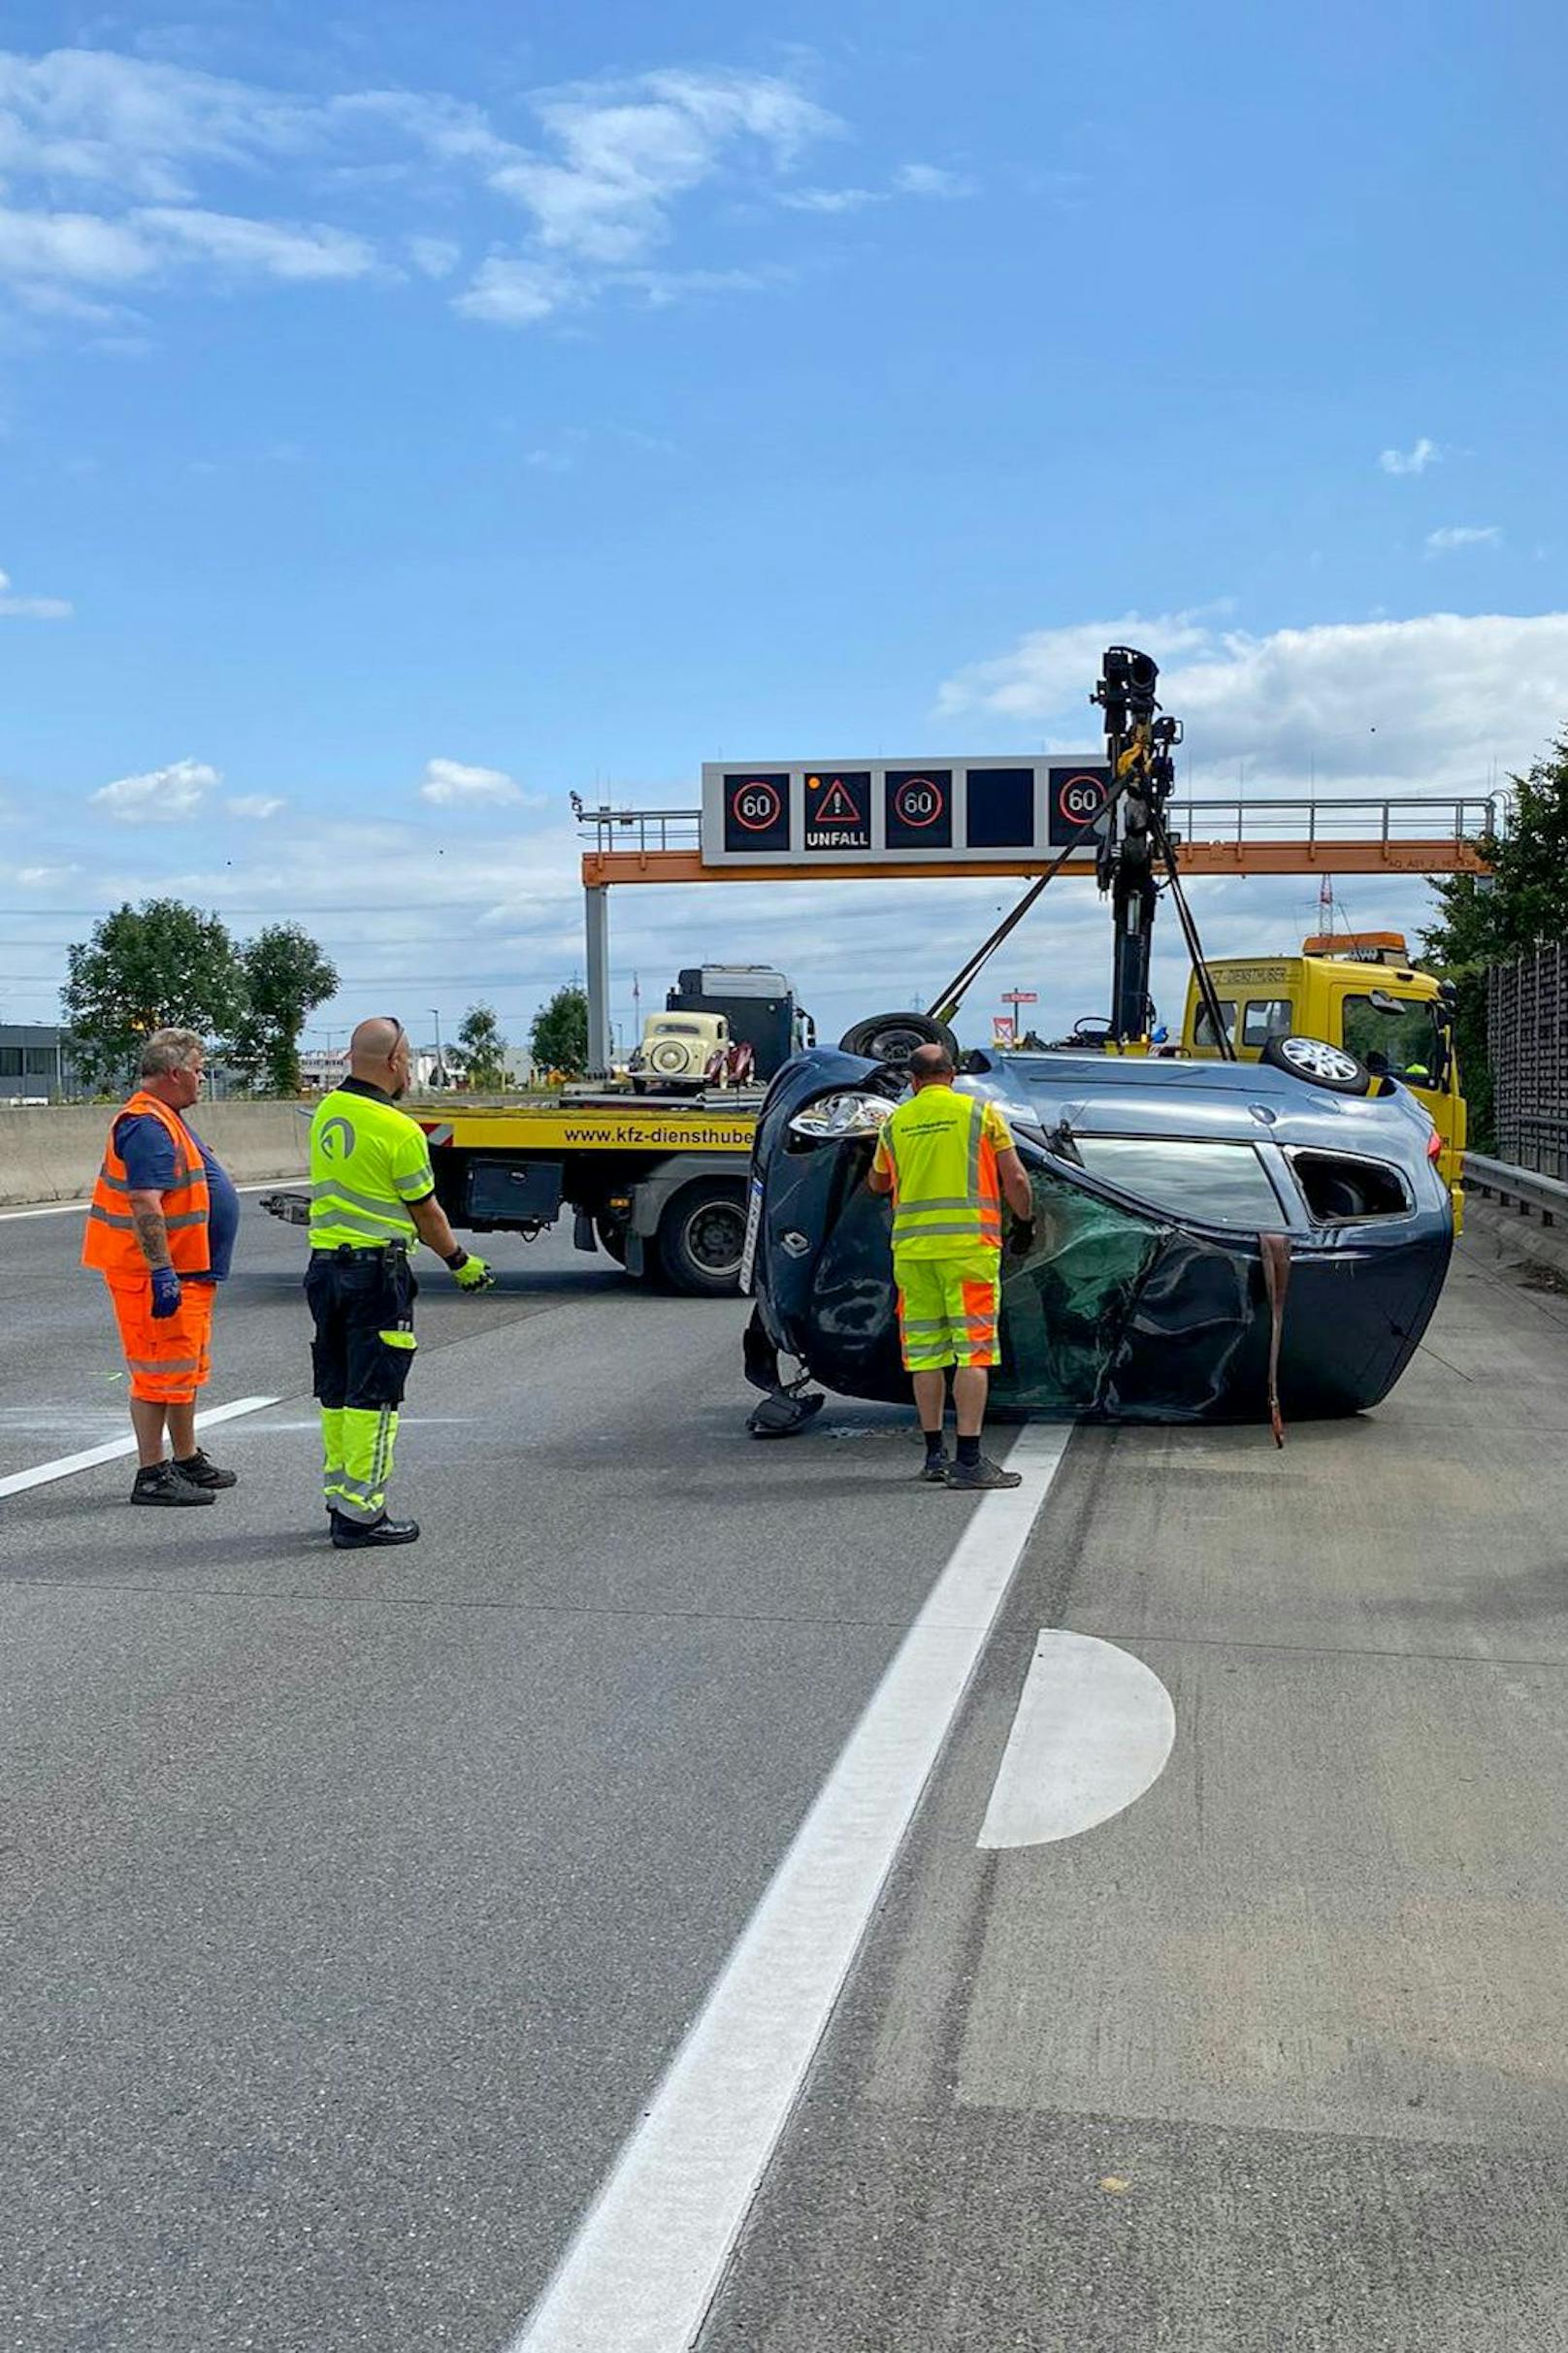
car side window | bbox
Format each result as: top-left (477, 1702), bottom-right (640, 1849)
top-left (1072, 1137), bottom-right (1292, 1230)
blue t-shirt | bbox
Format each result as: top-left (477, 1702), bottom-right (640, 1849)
top-left (114, 1113), bottom-right (240, 1283)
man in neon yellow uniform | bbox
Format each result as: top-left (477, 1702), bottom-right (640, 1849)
top-left (307, 1016), bottom-right (494, 1548)
top-left (867, 1042), bottom-right (1035, 1489)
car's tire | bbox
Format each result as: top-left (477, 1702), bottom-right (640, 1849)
top-left (1260, 1033), bottom-right (1373, 1095)
top-left (657, 1179), bottom-right (748, 1295)
top-left (594, 1214), bottom-right (629, 1264)
top-left (837, 1010), bottom-right (960, 1068)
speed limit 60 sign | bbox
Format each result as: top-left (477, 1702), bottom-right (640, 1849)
top-left (884, 768), bottom-right (952, 850)
top-left (723, 772), bottom-right (790, 853)
top-left (1046, 764), bottom-right (1112, 846)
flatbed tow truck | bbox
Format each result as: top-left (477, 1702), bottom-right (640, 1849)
top-left (265, 1090), bottom-right (759, 1295)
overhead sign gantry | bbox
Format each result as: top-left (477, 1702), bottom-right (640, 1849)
top-left (572, 767), bottom-right (1497, 1074)
top-left (703, 759), bottom-right (1112, 866)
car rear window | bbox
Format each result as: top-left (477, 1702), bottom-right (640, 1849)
top-left (1072, 1137), bottom-right (1290, 1229)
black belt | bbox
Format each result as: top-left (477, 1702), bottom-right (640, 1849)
top-left (310, 1242), bottom-right (409, 1261)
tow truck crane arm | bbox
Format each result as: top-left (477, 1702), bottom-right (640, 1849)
top-left (927, 645), bottom-right (1236, 1060)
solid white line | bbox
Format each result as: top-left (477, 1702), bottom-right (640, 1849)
top-left (0, 1182), bottom-right (298, 1223)
top-left (0, 1395), bottom-right (281, 1499)
top-left (977, 1629), bottom-right (1176, 1848)
top-left (504, 1422), bottom-right (1070, 2353)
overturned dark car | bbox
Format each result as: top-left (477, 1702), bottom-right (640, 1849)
top-left (743, 1040), bottom-right (1454, 1425)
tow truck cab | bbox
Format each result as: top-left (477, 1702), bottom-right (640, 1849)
top-left (1180, 934), bottom-right (1466, 1225)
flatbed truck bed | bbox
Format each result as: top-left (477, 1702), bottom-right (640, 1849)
top-left (265, 1090), bottom-right (760, 1295)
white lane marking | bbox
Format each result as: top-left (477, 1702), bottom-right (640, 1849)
top-left (0, 1395), bottom-right (280, 1499)
top-left (505, 1423), bottom-right (1070, 2353)
top-left (977, 1629), bottom-right (1176, 1848)
top-left (0, 1182), bottom-right (296, 1224)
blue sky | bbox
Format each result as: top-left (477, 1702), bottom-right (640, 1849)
top-left (2, 0), bottom-right (1566, 1056)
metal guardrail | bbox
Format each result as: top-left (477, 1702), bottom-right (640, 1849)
top-left (572, 793), bottom-right (1500, 858)
top-left (1464, 1152), bottom-right (1568, 1227)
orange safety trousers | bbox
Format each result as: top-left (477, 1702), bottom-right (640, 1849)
top-left (104, 1275), bottom-right (215, 1405)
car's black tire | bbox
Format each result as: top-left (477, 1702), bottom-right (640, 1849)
top-left (837, 1010), bottom-right (960, 1068)
top-left (1260, 1033), bottom-right (1373, 1095)
top-left (595, 1214), bottom-right (629, 1264)
top-left (657, 1179), bottom-right (748, 1295)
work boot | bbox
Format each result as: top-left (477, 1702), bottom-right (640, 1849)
top-left (943, 1454), bottom-right (1023, 1492)
top-left (172, 1449), bottom-right (238, 1490)
top-left (130, 1460), bottom-right (214, 1507)
top-left (330, 1510), bottom-right (420, 1549)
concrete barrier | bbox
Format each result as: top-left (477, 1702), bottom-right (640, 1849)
top-left (0, 1100), bottom-right (311, 1207)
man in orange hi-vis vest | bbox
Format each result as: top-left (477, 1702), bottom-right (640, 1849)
top-left (81, 1028), bottom-right (242, 1507)
top-left (866, 1041), bottom-right (1036, 1489)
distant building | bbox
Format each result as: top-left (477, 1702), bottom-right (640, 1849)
top-left (298, 1047), bottom-right (349, 1094)
top-left (0, 1024), bottom-right (83, 1100)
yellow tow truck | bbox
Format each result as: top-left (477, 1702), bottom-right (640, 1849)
top-left (266, 1092), bottom-right (758, 1294)
top-left (411, 1094), bottom-right (759, 1292)
top-left (1180, 932), bottom-right (1467, 1225)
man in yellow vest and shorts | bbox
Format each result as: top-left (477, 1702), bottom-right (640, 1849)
top-left (867, 1042), bottom-right (1035, 1488)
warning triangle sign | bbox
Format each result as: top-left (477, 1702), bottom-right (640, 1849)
top-left (809, 774), bottom-right (863, 824)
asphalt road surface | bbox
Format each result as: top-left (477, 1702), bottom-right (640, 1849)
top-left (4, 1192), bottom-right (1568, 2353)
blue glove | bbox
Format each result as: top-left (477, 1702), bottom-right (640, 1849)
top-left (150, 1266), bottom-right (182, 1320)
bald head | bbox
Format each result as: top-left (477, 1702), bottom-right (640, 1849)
top-left (908, 1042), bottom-right (956, 1089)
top-left (349, 1016), bottom-right (411, 1097)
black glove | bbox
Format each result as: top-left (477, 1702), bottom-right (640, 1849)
top-left (1007, 1217), bottom-right (1036, 1261)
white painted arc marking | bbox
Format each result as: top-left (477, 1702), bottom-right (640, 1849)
top-left (504, 1423), bottom-right (1071, 2353)
top-left (977, 1629), bottom-right (1176, 1848)
top-left (0, 1395), bottom-right (280, 1499)
top-left (0, 1181), bottom-right (298, 1223)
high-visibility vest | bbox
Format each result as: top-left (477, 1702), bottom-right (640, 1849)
top-left (876, 1085), bottom-right (1005, 1258)
top-left (308, 1086), bottom-right (436, 1250)
top-left (81, 1091), bottom-right (212, 1278)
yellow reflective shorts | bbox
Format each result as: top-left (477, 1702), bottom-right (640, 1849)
top-left (895, 1249), bottom-right (1001, 1371)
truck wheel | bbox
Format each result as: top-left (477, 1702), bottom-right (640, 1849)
top-left (658, 1179), bottom-right (748, 1295)
top-left (837, 1010), bottom-right (960, 1068)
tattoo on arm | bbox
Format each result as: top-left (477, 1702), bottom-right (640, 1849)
top-left (131, 1201), bottom-right (173, 1270)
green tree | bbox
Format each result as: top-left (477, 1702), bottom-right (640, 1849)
top-left (228, 925), bottom-right (340, 1095)
top-left (62, 899), bottom-right (245, 1092)
top-left (530, 984), bottom-right (589, 1077)
top-left (1421, 732), bottom-right (1568, 1150)
top-left (456, 1001), bottom-right (507, 1090)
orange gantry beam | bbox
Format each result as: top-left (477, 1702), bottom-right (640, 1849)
top-left (580, 840), bottom-right (1491, 887)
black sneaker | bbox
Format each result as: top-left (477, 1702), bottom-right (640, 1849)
top-left (330, 1511), bottom-right (420, 1550)
top-left (131, 1461), bottom-right (214, 1507)
top-left (919, 1454), bottom-right (951, 1483)
top-left (943, 1454), bottom-right (1023, 1492)
top-left (172, 1449), bottom-right (238, 1490)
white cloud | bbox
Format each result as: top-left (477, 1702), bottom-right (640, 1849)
top-left (0, 564), bottom-right (71, 618)
top-left (1425, 524), bottom-right (1501, 554)
top-left (935, 607), bottom-right (1220, 724)
top-left (408, 234), bottom-right (460, 278)
top-left (16, 863), bottom-right (79, 884)
top-left (0, 48), bottom-right (864, 336)
top-left (459, 67), bottom-right (839, 323)
top-left (226, 794), bottom-right (284, 819)
top-left (892, 162), bottom-right (975, 198)
top-left (418, 757), bottom-right (529, 807)
top-left (780, 184), bottom-right (883, 214)
top-left (1380, 437), bottom-right (1442, 476)
top-left (0, 203), bottom-right (153, 283)
top-left (91, 755), bottom-right (219, 822)
top-left (935, 606), bottom-right (1568, 799)
top-left (454, 255), bottom-right (576, 326)
top-left (135, 206), bottom-right (376, 280)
